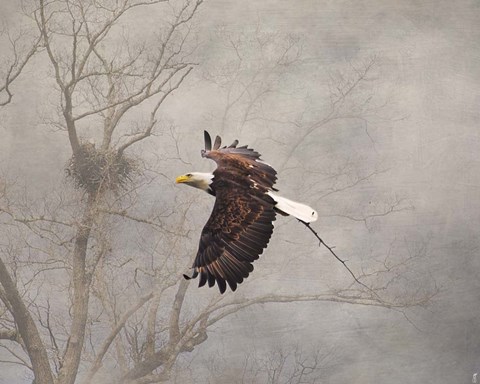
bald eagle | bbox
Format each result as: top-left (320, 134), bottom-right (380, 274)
top-left (176, 131), bottom-right (318, 294)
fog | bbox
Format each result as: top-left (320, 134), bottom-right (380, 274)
top-left (0, 1), bottom-right (479, 383)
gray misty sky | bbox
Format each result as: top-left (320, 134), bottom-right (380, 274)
top-left (191, 1), bottom-right (480, 383)
top-left (0, 0), bottom-right (479, 383)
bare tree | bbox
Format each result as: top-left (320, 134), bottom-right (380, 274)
top-left (0, 8), bottom-right (436, 384)
top-left (1, 0), bottom-right (201, 383)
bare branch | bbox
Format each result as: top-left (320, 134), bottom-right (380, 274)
top-left (325, 197), bottom-right (414, 228)
top-left (117, 66), bottom-right (194, 155)
top-left (299, 220), bottom-right (378, 296)
top-left (83, 290), bottom-right (155, 384)
top-left (0, 31), bottom-right (41, 106)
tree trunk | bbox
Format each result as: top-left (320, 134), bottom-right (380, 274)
top-left (0, 258), bottom-right (54, 384)
top-left (57, 193), bottom-right (96, 384)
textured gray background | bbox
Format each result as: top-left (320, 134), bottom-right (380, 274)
top-left (1, 0), bottom-right (479, 383)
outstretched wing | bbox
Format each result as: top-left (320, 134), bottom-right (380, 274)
top-left (193, 175), bottom-right (276, 293)
top-left (188, 131), bottom-right (278, 293)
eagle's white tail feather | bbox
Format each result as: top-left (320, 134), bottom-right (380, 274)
top-left (268, 192), bottom-right (318, 223)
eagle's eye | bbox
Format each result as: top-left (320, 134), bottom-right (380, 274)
top-left (186, 173), bottom-right (192, 177)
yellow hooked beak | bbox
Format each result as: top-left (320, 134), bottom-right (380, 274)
top-left (175, 175), bottom-right (190, 184)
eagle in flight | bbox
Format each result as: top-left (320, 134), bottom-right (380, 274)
top-left (175, 131), bottom-right (318, 293)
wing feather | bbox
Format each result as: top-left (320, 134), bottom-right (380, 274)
top-left (216, 276), bottom-right (227, 293)
top-left (198, 268), bottom-right (207, 287)
top-left (213, 135), bottom-right (222, 150)
top-left (224, 241), bottom-right (258, 262)
top-left (204, 131), bottom-right (212, 151)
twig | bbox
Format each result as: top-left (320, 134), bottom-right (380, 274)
top-left (298, 220), bottom-right (380, 298)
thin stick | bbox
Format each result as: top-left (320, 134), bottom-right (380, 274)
top-left (298, 220), bottom-right (378, 296)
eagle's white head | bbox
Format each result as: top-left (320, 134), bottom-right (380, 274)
top-left (175, 172), bottom-right (214, 194)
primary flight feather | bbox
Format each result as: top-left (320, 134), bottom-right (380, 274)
top-left (175, 131), bottom-right (318, 294)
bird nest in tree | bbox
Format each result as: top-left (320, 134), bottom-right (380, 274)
top-left (66, 143), bottom-right (137, 194)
